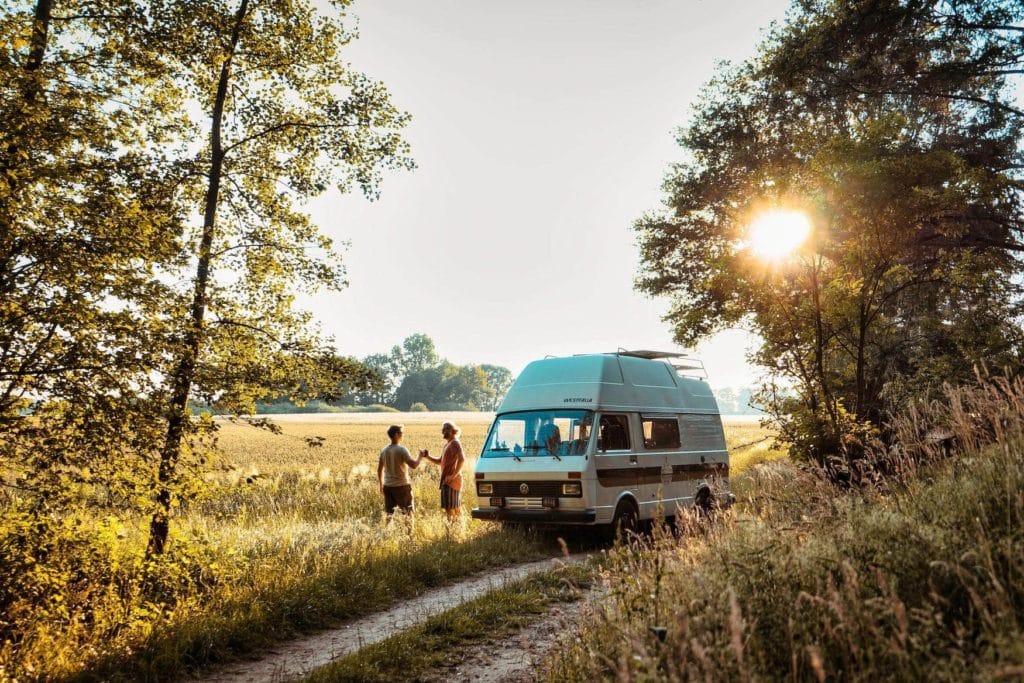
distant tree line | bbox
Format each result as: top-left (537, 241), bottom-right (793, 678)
top-left (257, 334), bottom-right (514, 412)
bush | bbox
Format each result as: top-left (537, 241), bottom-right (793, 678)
top-left (409, 402), bottom-right (428, 412)
top-left (363, 404), bottom-right (400, 413)
top-left (255, 400), bottom-right (343, 414)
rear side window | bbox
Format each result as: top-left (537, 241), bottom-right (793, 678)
top-left (641, 417), bottom-right (680, 449)
top-left (597, 414), bottom-right (630, 451)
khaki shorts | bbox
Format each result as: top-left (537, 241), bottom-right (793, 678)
top-left (384, 484), bottom-right (414, 514)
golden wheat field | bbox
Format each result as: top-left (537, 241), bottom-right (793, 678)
top-left (205, 414), bottom-right (779, 525)
top-left (212, 415), bottom-right (776, 492)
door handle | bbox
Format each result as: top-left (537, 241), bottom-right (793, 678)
top-left (629, 454), bottom-right (637, 464)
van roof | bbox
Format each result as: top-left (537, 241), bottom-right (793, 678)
top-left (498, 353), bottom-right (720, 414)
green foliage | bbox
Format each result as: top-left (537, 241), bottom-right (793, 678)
top-left (0, 0), bottom-right (416, 670)
top-left (408, 402), bottom-right (429, 412)
top-left (394, 361), bottom-right (492, 412)
top-left (479, 364), bottom-right (514, 410)
top-left (350, 334), bottom-right (513, 411)
top-left (635, 0), bottom-right (1024, 466)
top-left (0, 0), bottom-right (187, 529)
top-left (138, 0), bottom-right (413, 553)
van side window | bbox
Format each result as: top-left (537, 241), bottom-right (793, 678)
top-left (642, 417), bottom-right (681, 449)
top-left (597, 414), bottom-right (630, 451)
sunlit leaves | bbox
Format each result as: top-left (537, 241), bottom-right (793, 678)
top-left (636, 0), bottom-right (1024, 465)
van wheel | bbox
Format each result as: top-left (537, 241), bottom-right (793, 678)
top-left (609, 499), bottom-right (639, 543)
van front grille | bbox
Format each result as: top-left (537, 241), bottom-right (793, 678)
top-left (479, 481), bottom-right (566, 497)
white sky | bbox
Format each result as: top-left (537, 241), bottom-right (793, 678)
top-left (303, 0), bottom-right (792, 387)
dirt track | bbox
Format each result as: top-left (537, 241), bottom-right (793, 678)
top-left (197, 552), bottom-right (590, 683)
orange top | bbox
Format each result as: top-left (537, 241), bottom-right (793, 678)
top-left (440, 439), bottom-right (464, 491)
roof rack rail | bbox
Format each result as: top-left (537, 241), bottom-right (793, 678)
top-left (609, 349), bottom-right (709, 380)
top-left (612, 348), bottom-right (691, 360)
top-left (671, 358), bottom-right (708, 379)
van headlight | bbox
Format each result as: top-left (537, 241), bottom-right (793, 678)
top-left (561, 482), bottom-right (582, 496)
top-left (478, 483), bottom-right (494, 495)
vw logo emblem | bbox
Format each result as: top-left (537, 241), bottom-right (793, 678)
top-left (519, 482), bottom-right (529, 495)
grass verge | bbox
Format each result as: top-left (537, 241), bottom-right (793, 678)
top-left (545, 438), bottom-right (1024, 681)
top-left (304, 562), bottom-right (594, 683)
top-left (66, 522), bottom-right (557, 682)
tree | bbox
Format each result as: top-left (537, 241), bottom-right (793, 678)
top-left (145, 0), bottom-right (412, 554)
top-left (393, 361), bottom-right (494, 411)
top-left (398, 333), bottom-right (439, 374)
top-left (0, 1), bottom-right (185, 508)
top-left (636, 0), bottom-right (1024, 470)
top-left (480, 364), bottom-right (513, 410)
top-left (439, 364), bottom-right (492, 411)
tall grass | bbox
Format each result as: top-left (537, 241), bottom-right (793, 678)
top-left (0, 420), bottom-right (548, 682)
top-left (547, 379), bottom-right (1024, 681)
top-left (0, 417), bottom-right (773, 681)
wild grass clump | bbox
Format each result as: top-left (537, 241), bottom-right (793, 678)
top-left (547, 379), bottom-right (1024, 681)
top-left (1, 511), bottom-right (553, 682)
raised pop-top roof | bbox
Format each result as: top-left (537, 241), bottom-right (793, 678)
top-left (498, 352), bottom-right (719, 414)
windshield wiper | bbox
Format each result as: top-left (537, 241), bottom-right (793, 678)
top-left (489, 447), bottom-right (510, 452)
top-left (512, 453), bottom-right (522, 462)
top-left (551, 452), bottom-right (562, 461)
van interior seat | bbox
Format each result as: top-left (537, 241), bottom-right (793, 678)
top-left (600, 419), bottom-right (628, 450)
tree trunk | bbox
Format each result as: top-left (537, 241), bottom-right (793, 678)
top-left (146, 0), bottom-right (249, 557)
top-left (1, 0), bottom-right (52, 275)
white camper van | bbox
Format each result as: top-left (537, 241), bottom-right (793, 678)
top-left (471, 351), bottom-right (730, 532)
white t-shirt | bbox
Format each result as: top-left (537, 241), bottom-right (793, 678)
top-left (379, 444), bottom-right (417, 487)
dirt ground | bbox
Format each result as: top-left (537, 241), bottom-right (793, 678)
top-left (197, 553), bottom-right (590, 683)
top-left (420, 596), bottom-right (600, 683)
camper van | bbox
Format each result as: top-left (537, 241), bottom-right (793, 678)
top-left (471, 350), bottom-right (730, 533)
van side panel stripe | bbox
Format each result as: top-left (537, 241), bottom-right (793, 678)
top-left (596, 463), bottom-right (729, 487)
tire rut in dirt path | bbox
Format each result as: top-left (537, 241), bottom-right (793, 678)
top-left (195, 552), bottom-right (591, 683)
top-left (414, 584), bottom-right (605, 683)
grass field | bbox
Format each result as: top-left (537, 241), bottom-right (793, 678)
top-left (2, 413), bottom-right (779, 681)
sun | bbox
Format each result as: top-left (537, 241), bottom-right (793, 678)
top-left (746, 210), bottom-right (812, 261)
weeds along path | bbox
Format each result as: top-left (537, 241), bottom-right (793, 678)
top-left (198, 552), bottom-right (591, 683)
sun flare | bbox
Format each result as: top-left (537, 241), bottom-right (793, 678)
top-left (746, 210), bottom-right (812, 261)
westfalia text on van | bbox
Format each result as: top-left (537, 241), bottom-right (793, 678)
top-left (471, 350), bottom-right (730, 533)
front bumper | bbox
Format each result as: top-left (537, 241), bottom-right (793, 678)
top-left (471, 507), bottom-right (597, 524)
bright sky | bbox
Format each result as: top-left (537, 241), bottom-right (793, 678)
top-left (304, 0), bottom-right (792, 387)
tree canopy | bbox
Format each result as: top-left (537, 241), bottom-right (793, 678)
top-left (636, 0), bottom-right (1024, 468)
top-left (0, 0), bottom-right (412, 556)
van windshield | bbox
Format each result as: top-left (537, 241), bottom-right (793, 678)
top-left (483, 410), bottom-right (594, 458)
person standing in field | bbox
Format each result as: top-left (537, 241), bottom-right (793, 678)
top-left (377, 424), bottom-right (423, 517)
top-left (421, 421), bottom-right (465, 522)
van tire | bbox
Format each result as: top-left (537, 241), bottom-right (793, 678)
top-left (609, 499), bottom-right (639, 543)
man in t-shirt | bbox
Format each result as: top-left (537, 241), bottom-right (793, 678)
top-left (377, 424), bottom-right (423, 516)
